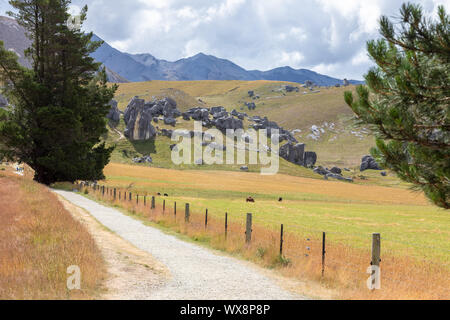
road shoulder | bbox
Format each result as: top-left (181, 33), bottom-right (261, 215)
top-left (57, 195), bottom-right (170, 300)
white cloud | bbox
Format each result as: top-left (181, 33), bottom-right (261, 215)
top-left (1, 0), bottom-right (449, 79)
top-left (279, 51), bottom-right (305, 67)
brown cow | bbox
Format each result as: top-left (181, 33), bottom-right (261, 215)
top-left (246, 197), bottom-right (255, 203)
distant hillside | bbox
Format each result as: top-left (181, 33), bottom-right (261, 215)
top-left (113, 80), bottom-right (375, 168)
top-left (0, 16), bottom-right (32, 68)
top-left (0, 16), bottom-right (128, 83)
top-left (91, 33), bottom-right (364, 86)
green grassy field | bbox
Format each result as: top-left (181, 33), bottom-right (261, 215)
top-left (102, 163), bottom-right (450, 263)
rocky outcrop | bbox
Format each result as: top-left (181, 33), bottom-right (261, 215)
top-left (231, 109), bottom-right (247, 120)
top-left (280, 143), bottom-right (305, 165)
top-left (279, 142), bottom-right (317, 168)
top-left (285, 85), bottom-right (299, 93)
top-left (123, 96), bottom-right (157, 140)
top-left (360, 155), bottom-right (381, 171)
top-left (132, 155), bottom-right (152, 164)
top-left (314, 166), bottom-right (353, 182)
top-left (123, 96), bottom-right (184, 140)
top-left (245, 102), bottom-right (256, 110)
top-left (106, 99), bottom-right (121, 122)
top-left (330, 167), bottom-right (342, 175)
top-left (251, 117), bottom-right (297, 143)
top-left (187, 107), bottom-right (211, 122)
top-left (210, 106), bottom-right (226, 115)
top-left (304, 152), bottom-right (317, 168)
top-left (214, 116), bottom-right (243, 132)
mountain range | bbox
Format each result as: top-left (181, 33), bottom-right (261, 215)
top-left (0, 16), bottom-right (127, 83)
top-left (1, 16), bottom-right (363, 86)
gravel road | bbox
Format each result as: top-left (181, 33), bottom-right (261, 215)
top-left (55, 190), bottom-right (306, 300)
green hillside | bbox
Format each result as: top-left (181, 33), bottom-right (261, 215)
top-left (104, 80), bottom-right (379, 180)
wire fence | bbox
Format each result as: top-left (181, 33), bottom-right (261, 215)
top-left (76, 182), bottom-right (450, 299)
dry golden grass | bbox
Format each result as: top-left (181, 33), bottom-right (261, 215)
top-left (0, 173), bottom-right (105, 299)
top-left (105, 163), bottom-right (430, 206)
top-left (84, 184), bottom-right (449, 300)
top-left (114, 80), bottom-right (291, 105)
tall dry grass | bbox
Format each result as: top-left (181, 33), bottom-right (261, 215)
top-left (86, 184), bottom-right (450, 300)
top-left (0, 175), bottom-right (105, 299)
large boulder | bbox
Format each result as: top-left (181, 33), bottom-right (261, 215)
top-left (245, 102), bottom-right (256, 110)
top-left (326, 173), bottom-right (353, 183)
top-left (210, 106), bottom-right (226, 115)
top-left (123, 96), bottom-right (157, 141)
top-left (304, 151), bottom-right (317, 168)
top-left (213, 116), bottom-right (243, 132)
top-left (330, 167), bottom-right (342, 175)
top-left (132, 155), bottom-right (153, 164)
top-left (189, 108), bottom-right (210, 121)
top-left (164, 117), bottom-right (177, 126)
top-left (280, 143), bottom-right (305, 165)
top-left (231, 109), bottom-right (247, 120)
top-left (106, 99), bottom-right (121, 122)
top-left (161, 128), bottom-right (173, 137)
top-left (313, 166), bottom-right (329, 176)
top-left (360, 155), bottom-right (381, 171)
top-left (285, 85), bottom-right (299, 93)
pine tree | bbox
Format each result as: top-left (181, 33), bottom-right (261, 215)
top-left (345, 3), bottom-right (449, 209)
top-left (0, 0), bottom-right (117, 185)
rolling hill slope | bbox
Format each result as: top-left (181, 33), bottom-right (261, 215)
top-left (109, 80), bottom-right (375, 171)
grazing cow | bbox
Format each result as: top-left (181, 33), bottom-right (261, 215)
top-left (246, 197), bottom-right (255, 203)
top-left (164, 193), bottom-right (169, 197)
top-left (279, 197), bottom-right (283, 202)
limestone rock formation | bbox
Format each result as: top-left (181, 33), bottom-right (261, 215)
top-left (123, 96), bottom-right (157, 141)
top-left (360, 155), bottom-right (381, 171)
top-left (106, 99), bottom-right (121, 122)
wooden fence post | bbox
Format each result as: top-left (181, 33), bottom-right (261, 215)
top-left (322, 232), bottom-right (326, 277)
top-left (114, 188), bottom-right (116, 200)
top-left (185, 203), bottom-right (190, 223)
top-left (225, 213), bottom-right (228, 239)
top-left (245, 213), bottom-right (252, 244)
top-left (136, 194), bottom-right (139, 205)
top-left (119, 191), bottom-right (121, 201)
top-left (129, 192), bottom-right (132, 202)
top-left (151, 196), bottom-right (155, 209)
top-left (144, 196), bottom-right (146, 206)
top-left (163, 200), bottom-right (166, 213)
top-left (205, 209), bottom-right (208, 229)
top-left (280, 224), bottom-right (284, 256)
top-left (102, 186), bottom-right (105, 196)
top-left (174, 202), bottom-right (177, 217)
top-left (371, 233), bottom-right (381, 267)
top-left (371, 233), bottom-right (381, 289)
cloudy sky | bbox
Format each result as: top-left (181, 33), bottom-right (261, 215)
top-left (1, 0), bottom-right (449, 80)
